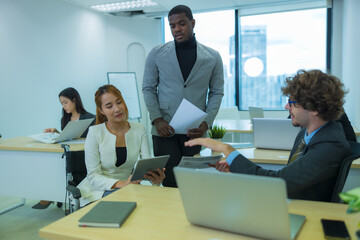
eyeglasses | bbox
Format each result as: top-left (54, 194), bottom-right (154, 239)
top-left (288, 99), bottom-right (297, 107)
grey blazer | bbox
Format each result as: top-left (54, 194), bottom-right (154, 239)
top-left (142, 41), bottom-right (224, 136)
top-left (229, 120), bottom-right (351, 202)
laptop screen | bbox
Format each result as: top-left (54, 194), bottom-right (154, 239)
top-left (174, 167), bottom-right (305, 240)
top-left (253, 118), bottom-right (300, 150)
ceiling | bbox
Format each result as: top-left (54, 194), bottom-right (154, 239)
top-left (61, 0), bottom-right (298, 17)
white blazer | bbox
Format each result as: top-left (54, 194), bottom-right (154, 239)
top-left (77, 122), bottom-right (151, 202)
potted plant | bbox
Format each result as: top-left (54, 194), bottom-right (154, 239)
top-left (208, 125), bottom-right (227, 141)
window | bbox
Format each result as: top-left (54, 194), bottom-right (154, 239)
top-left (163, 7), bottom-right (327, 110)
top-left (239, 8), bottom-right (327, 110)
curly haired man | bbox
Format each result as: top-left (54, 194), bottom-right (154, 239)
top-left (186, 70), bottom-right (351, 202)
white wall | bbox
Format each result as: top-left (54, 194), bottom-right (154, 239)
top-left (342, 0), bottom-right (360, 129)
top-left (106, 16), bottom-right (162, 130)
top-left (0, 0), bottom-right (161, 138)
top-left (331, 0), bottom-right (343, 79)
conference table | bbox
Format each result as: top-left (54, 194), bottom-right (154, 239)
top-left (39, 184), bottom-right (360, 240)
top-left (0, 136), bottom-right (84, 214)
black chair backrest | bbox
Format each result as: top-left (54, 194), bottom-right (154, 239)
top-left (331, 141), bottom-right (360, 203)
top-left (68, 150), bottom-right (87, 186)
top-left (62, 144), bottom-right (87, 186)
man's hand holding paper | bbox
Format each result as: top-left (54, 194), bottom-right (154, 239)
top-left (187, 121), bottom-right (208, 138)
top-left (169, 99), bottom-right (208, 135)
top-left (154, 118), bottom-right (175, 137)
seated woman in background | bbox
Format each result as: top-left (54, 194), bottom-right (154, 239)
top-left (32, 87), bottom-right (95, 209)
top-left (77, 84), bottom-right (165, 203)
top-left (43, 87), bottom-right (95, 137)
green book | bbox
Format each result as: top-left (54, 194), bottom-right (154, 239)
top-left (78, 201), bottom-right (137, 228)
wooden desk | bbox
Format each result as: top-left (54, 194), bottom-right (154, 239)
top-left (0, 137), bottom-right (84, 214)
top-left (0, 136), bottom-right (84, 152)
top-left (39, 184), bottom-right (360, 240)
top-left (236, 147), bottom-right (290, 165)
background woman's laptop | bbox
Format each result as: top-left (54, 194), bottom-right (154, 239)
top-left (253, 118), bottom-right (300, 150)
top-left (249, 106), bottom-right (264, 124)
top-left (30, 118), bottom-right (94, 144)
top-left (174, 167), bottom-right (306, 240)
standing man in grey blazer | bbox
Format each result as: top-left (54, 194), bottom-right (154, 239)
top-left (185, 70), bottom-right (351, 201)
top-left (142, 5), bottom-right (224, 187)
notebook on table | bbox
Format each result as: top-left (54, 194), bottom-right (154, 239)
top-left (78, 201), bottom-right (136, 228)
top-left (253, 118), bottom-right (300, 150)
top-left (30, 118), bottom-right (94, 144)
top-left (174, 167), bottom-right (306, 240)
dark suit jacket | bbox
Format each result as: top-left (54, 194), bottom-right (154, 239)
top-left (229, 120), bottom-right (351, 202)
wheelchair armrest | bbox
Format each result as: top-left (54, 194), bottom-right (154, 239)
top-left (66, 185), bottom-right (82, 199)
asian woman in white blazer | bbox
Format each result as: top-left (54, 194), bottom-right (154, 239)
top-left (78, 85), bottom-right (165, 202)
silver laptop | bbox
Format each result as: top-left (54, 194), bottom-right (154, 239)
top-left (174, 167), bottom-right (306, 240)
top-left (253, 118), bottom-right (300, 150)
top-left (30, 118), bottom-right (94, 143)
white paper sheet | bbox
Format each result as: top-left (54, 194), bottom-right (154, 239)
top-left (169, 99), bottom-right (208, 134)
top-left (178, 155), bottom-right (222, 169)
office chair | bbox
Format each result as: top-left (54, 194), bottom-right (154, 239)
top-left (331, 141), bottom-right (360, 203)
top-left (61, 144), bottom-right (87, 214)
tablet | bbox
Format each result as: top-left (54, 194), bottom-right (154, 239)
top-left (130, 155), bottom-right (170, 181)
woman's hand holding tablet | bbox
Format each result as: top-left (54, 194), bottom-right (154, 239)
top-left (130, 155), bottom-right (169, 182)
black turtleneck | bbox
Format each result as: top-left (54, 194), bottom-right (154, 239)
top-left (175, 35), bottom-right (197, 82)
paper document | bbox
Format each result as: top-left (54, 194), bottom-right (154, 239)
top-left (169, 99), bottom-right (208, 134)
top-left (178, 155), bottom-right (222, 169)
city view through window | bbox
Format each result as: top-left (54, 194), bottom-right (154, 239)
top-left (164, 8), bottom-right (326, 110)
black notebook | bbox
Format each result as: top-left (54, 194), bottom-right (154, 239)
top-left (78, 201), bottom-right (137, 228)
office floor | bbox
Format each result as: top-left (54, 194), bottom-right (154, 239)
top-left (0, 196), bottom-right (65, 240)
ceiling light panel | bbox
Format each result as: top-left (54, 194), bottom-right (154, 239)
top-left (91, 0), bottom-right (158, 12)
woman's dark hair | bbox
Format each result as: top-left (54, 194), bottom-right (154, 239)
top-left (59, 87), bottom-right (87, 130)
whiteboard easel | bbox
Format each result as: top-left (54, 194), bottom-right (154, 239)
top-left (107, 72), bottom-right (141, 120)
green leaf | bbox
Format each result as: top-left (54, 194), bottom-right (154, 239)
top-left (208, 125), bottom-right (227, 139)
